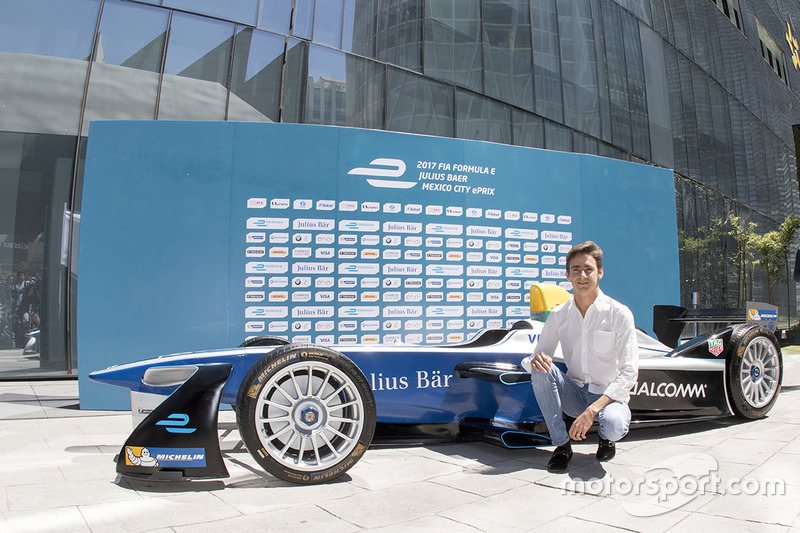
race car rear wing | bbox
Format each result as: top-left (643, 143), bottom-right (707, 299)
top-left (653, 302), bottom-right (778, 348)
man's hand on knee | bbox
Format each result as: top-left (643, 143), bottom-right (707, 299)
top-left (530, 352), bottom-right (553, 373)
top-left (568, 410), bottom-right (596, 441)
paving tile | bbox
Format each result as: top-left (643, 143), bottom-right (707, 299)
top-left (0, 463), bottom-right (67, 488)
top-left (532, 514), bottom-right (647, 532)
top-left (437, 482), bottom-right (596, 531)
top-left (729, 421), bottom-right (799, 442)
top-left (611, 441), bottom-right (708, 468)
top-left (0, 506), bottom-right (90, 533)
top-left (427, 463), bottom-right (529, 497)
top-left (781, 434), bottom-right (800, 455)
top-left (665, 512), bottom-right (791, 532)
top-left (79, 492), bottom-right (242, 532)
top-left (401, 441), bottom-right (523, 468)
top-left (319, 480), bottom-right (481, 529)
top-left (695, 483), bottom-right (799, 526)
top-left (172, 505), bottom-right (361, 532)
top-left (6, 478), bottom-right (139, 512)
top-left (347, 450), bottom-right (463, 491)
top-left (211, 477), bottom-right (366, 515)
top-left (745, 452), bottom-right (800, 486)
top-left (704, 437), bottom-right (785, 465)
top-left (368, 514), bottom-right (483, 532)
top-left (567, 495), bottom-right (691, 532)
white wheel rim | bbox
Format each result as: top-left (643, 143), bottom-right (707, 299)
top-left (255, 361), bottom-right (365, 472)
top-left (739, 337), bottom-right (780, 408)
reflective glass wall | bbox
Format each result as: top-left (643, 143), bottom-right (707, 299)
top-left (1, 0), bottom-right (799, 376)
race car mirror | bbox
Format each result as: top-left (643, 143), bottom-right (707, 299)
top-left (746, 302), bottom-right (778, 333)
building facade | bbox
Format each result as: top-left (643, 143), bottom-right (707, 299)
top-left (1, 0), bottom-right (799, 377)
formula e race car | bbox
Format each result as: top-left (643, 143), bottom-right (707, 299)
top-left (89, 285), bottom-right (783, 485)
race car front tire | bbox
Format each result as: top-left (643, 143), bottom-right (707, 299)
top-left (235, 344), bottom-right (376, 484)
top-left (238, 335), bottom-right (291, 348)
top-left (726, 324), bottom-right (782, 419)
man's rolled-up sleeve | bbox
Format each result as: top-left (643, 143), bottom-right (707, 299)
top-left (602, 308), bottom-right (639, 403)
top-left (520, 311), bottom-right (560, 372)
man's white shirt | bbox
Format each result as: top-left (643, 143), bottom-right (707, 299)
top-left (523, 290), bottom-right (639, 403)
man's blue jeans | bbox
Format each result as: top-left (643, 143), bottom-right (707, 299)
top-left (530, 365), bottom-right (631, 447)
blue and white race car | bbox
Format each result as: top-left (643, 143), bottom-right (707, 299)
top-left (90, 285), bottom-right (782, 484)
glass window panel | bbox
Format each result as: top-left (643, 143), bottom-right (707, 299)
top-left (678, 57), bottom-right (700, 177)
top-left (621, 11), bottom-right (650, 160)
top-left (0, 0), bottom-right (100, 60)
top-left (342, 0), bottom-right (378, 56)
top-left (93, 0), bottom-right (166, 72)
top-left (343, 55), bottom-right (384, 129)
top-left (293, 0), bottom-right (315, 40)
top-left (386, 68), bottom-right (453, 136)
top-left (557, 0), bottom-right (599, 137)
top-left (0, 0), bottom-right (100, 135)
top-left (591, 0), bottom-right (611, 142)
top-left (313, 0), bottom-right (343, 47)
top-left (0, 131), bottom-right (76, 376)
top-left (282, 38), bottom-right (309, 123)
top-left (545, 121), bottom-right (573, 151)
top-left (163, 0), bottom-right (258, 26)
top-left (482, 0), bottom-right (533, 111)
top-left (530, 0), bottom-right (563, 121)
top-left (573, 131), bottom-right (598, 154)
top-left (229, 27), bottom-right (284, 122)
top-left (159, 13), bottom-right (234, 120)
top-left (305, 45), bottom-right (383, 129)
top-left (456, 91), bottom-right (511, 144)
top-left (258, 0), bottom-right (293, 34)
top-left (601, 0), bottom-right (632, 152)
top-left (424, 0), bottom-right (482, 92)
top-left (378, 0), bottom-right (423, 72)
top-left (512, 109), bottom-right (545, 148)
top-left (83, 0), bottom-right (169, 131)
top-left (692, 65), bottom-right (716, 189)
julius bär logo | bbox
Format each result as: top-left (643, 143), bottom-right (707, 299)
top-left (348, 158), bottom-right (415, 189)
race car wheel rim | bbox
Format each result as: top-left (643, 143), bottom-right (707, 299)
top-left (739, 336), bottom-right (780, 409)
top-left (254, 361), bottom-right (365, 472)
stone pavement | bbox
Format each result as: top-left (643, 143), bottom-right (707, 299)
top-left (1, 353), bottom-right (799, 532)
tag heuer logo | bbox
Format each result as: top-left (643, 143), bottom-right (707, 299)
top-left (708, 339), bottom-right (723, 356)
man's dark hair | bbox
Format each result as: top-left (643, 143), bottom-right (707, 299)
top-left (566, 241), bottom-right (603, 271)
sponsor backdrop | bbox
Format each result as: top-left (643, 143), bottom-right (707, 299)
top-left (78, 122), bottom-right (679, 409)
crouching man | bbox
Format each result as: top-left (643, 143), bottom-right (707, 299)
top-left (524, 241), bottom-right (638, 472)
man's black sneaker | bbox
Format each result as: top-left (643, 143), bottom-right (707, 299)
top-left (596, 438), bottom-right (615, 462)
top-left (547, 442), bottom-right (573, 472)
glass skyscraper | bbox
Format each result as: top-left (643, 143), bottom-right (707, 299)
top-left (1, 0), bottom-right (798, 376)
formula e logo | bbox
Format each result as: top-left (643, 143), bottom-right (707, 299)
top-left (348, 158), bottom-right (415, 189)
top-left (156, 413), bottom-right (196, 434)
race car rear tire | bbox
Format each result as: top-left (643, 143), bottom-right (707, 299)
top-left (726, 324), bottom-right (782, 419)
top-left (235, 344), bottom-right (376, 484)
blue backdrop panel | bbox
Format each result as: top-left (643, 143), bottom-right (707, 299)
top-left (78, 122), bottom-right (679, 409)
